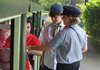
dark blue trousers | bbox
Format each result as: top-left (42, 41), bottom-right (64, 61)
top-left (56, 61), bottom-right (80, 70)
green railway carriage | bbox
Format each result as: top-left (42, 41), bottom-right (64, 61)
top-left (0, 0), bottom-right (43, 70)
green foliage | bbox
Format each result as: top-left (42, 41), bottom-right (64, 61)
top-left (31, 0), bottom-right (66, 11)
top-left (31, 0), bottom-right (86, 11)
top-left (38, 0), bottom-right (66, 11)
top-left (31, 0), bottom-right (87, 11)
top-left (90, 0), bottom-right (100, 1)
top-left (77, 4), bottom-right (86, 11)
top-left (83, 1), bottom-right (100, 40)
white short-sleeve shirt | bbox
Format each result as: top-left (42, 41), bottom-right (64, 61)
top-left (39, 21), bottom-right (65, 69)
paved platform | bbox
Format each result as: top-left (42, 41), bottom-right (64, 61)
top-left (80, 38), bottom-right (100, 70)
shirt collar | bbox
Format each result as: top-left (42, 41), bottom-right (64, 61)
top-left (59, 21), bottom-right (65, 27)
top-left (70, 24), bottom-right (78, 28)
top-left (54, 21), bottom-right (65, 27)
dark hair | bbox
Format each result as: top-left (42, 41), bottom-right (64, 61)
top-left (49, 12), bottom-right (62, 17)
top-left (27, 16), bottom-right (32, 24)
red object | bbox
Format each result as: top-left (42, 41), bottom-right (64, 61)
top-left (26, 34), bottom-right (40, 46)
top-left (2, 36), bottom-right (10, 48)
top-left (26, 60), bottom-right (32, 70)
top-left (63, 25), bottom-right (69, 29)
top-left (2, 34), bottom-right (40, 70)
top-left (3, 34), bottom-right (40, 48)
top-left (0, 31), bottom-right (6, 49)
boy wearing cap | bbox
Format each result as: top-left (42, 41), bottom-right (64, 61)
top-left (39, 4), bottom-right (65, 70)
top-left (27, 6), bottom-right (87, 70)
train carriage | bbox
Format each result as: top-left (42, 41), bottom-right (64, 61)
top-left (0, 0), bottom-right (43, 70)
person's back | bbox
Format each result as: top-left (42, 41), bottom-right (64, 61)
top-left (49, 6), bottom-right (87, 70)
top-left (51, 24), bottom-right (86, 63)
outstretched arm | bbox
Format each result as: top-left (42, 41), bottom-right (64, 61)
top-left (28, 50), bottom-right (42, 56)
top-left (27, 44), bottom-right (52, 51)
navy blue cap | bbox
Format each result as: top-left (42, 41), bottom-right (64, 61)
top-left (62, 6), bottom-right (81, 17)
top-left (50, 4), bottom-right (63, 14)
